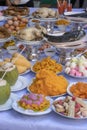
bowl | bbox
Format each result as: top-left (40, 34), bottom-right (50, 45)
top-left (58, 25), bottom-right (67, 32)
top-left (10, 0), bottom-right (30, 4)
top-left (44, 47), bottom-right (56, 57)
top-left (7, 46), bottom-right (18, 55)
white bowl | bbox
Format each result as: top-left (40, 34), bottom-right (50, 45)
top-left (58, 25), bottom-right (67, 32)
top-left (44, 47), bottom-right (56, 57)
top-left (10, 0), bottom-right (30, 4)
top-left (7, 46), bottom-right (18, 55)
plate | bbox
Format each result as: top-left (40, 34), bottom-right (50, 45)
top-left (34, 17), bottom-right (57, 22)
top-left (16, 37), bottom-right (44, 46)
top-left (0, 35), bottom-right (12, 43)
top-left (27, 79), bottom-right (66, 98)
top-left (11, 76), bottom-right (28, 92)
top-left (0, 93), bottom-right (17, 111)
top-left (46, 35), bottom-right (87, 49)
top-left (52, 96), bottom-right (87, 119)
top-left (66, 16), bottom-right (87, 23)
top-left (64, 11), bottom-right (85, 16)
top-left (12, 96), bottom-right (53, 116)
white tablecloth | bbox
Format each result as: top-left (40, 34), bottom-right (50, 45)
top-left (0, 7), bottom-right (87, 130)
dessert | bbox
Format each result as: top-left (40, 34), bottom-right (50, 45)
top-left (53, 96), bottom-right (87, 118)
top-left (32, 57), bottom-right (63, 73)
top-left (4, 15), bottom-right (28, 35)
top-left (65, 56), bottom-right (87, 77)
top-left (69, 82), bottom-right (87, 99)
top-left (18, 93), bottom-right (50, 111)
top-left (17, 25), bottom-right (46, 41)
top-left (32, 7), bottom-right (58, 18)
top-left (29, 69), bottom-right (68, 96)
top-left (2, 6), bottom-right (29, 16)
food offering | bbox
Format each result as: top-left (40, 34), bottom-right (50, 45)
top-left (4, 15), bottom-right (28, 35)
top-left (65, 56), bottom-right (87, 77)
top-left (2, 6), bottom-right (29, 17)
top-left (28, 69), bottom-right (68, 97)
top-left (3, 40), bottom-right (15, 49)
top-left (2, 53), bottom-right (31, 74)
top-left (18, 93), bottom-right (50, 111)
top-left (55, 19), bottom-right (70, 26)
top-left (52, 96), bottom-right (87, 119)
top-left (67, 82), bottom-right (87, 99)
top-left (0, 26), bottom-right (11, 40)
top-left (32, 57), bottom-right (63, 74)
top-left (17, 25), bottom-right (46, 42)
top-left (32, 7), bottom-right (58, 19)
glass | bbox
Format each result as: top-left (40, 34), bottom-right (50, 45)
top-left (33, 0), bottom-right (40, 7)
top-left (67, 3), bottom-right (72, 12)
top-left (57, 0), bottom-right (67, 15)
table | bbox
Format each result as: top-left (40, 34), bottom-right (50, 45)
top-left (0, 7), bottom-right (87, 130)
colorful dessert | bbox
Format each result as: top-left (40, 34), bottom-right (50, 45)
top-left (65, 56), bottom-right (87, 77)
top-left (18, 93), bottom-right (50, 112)
top-left (53, 96), bottom-right (87, 118)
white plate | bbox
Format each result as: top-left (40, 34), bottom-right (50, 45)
top-left (66, 16), bottom-right (87, 23)
top-left (0, 35), bottom-right (12, 43)
top-left (52, 96), bottom-right (87, 119)
top-left (64, 11), bottom-right (85, 16)
top-left (34, 17), bottom-right (57, 22)
top-left (0, 93), bottom-right (17, 111)
top-left (27, 79), bottom-right (66, 98)
top-left (12, 96), bottom-right (53, 116)
top-left (11, 76), bottom-right (28, 92)
top-left (16, 37), bottom-right (44, 46)
top-left (10, 0), bottom-right (30, 5)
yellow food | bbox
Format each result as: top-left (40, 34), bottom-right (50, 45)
top-left (70, 82), bottom-right (87, 99)
top-left (29, 69), bottom-right (68, 96)
top-left (12, 53), bottom-right (31, 68)
top-left (1, 53), bottom-right (31, 74)
top-left (55, 19), bottom-right (70, 25)
top-left (33, 57), bottom-right (62, 73)
top-left (3, 40), bottom-right (15, 49)
top-left (16, 65), bottom-right (28, 74)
